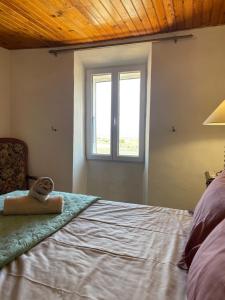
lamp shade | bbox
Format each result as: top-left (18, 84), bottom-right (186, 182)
top-left (203, 100), bottom-right (225, 125)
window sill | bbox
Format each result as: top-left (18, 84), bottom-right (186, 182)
top-left (86, 155), bottom-right (144, 163)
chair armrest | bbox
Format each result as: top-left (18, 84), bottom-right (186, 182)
top-left (26, 175), bottom-right (38, 181)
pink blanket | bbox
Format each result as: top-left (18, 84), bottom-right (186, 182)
top-left (0, 200), bottom-right (192, 300)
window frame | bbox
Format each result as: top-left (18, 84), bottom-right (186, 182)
top-left (86, 64), bottom-right (146, 163)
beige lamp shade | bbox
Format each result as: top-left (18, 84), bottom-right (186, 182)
top-left (203, 100), bottom-right (225, 125)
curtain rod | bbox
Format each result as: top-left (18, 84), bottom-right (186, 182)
top-left (49, 34), bottom-right (193, 55)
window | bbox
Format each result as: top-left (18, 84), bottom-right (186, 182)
top-left (86, 65), bottom-right (146, 162)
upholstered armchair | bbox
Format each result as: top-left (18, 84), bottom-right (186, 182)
top-left (0, 138), bottom-right (37, 195)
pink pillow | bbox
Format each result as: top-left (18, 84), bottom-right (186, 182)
top-left (187, 218), bottom-right (225, 300)
top-left (178, 170), bottom-right (225, 269)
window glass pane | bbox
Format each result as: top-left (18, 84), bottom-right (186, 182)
top-left (92, 74), bottom-right (111, 155)
top-left (118, 71), bottom-right (141, 157)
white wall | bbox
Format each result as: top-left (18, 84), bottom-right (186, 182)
top-left (7, 43), bottom-right (149, 202)
top-left (143, 44), bottom-right (152, 205)
top-left (4, 25), bottom-right (225, 209)
top-left (0, 47), bottom-right (11, 136)
top-left (149, 25), bottom-right (225, 210)
top-left (87, 160), bottom-right (144, 203)
top-left (11, 49), bottom-right (74, 192)
top-left (73, 54), bottom-right (87, 194)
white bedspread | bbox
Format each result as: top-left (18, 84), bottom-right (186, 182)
top-left (0, 200), bottom-right (192, 300)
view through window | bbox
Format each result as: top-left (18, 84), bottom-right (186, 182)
top-left (92, 74), bottom-right (111, 155)
top-left (118, 71), bottom-right (140, 156)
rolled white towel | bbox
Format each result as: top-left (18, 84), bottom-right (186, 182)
top-left (3, 195), bottom-right (64, 215)
top-left (29, 177), bottom-right (54, 202)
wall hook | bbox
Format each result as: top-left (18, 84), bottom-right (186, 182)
top-left (51, 126), bottom-right (58, 132)
top-left (171, 126), bottom-right (176, 132)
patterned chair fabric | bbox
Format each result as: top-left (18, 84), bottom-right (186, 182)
top-left (0, 138), bottom-right (28, 195)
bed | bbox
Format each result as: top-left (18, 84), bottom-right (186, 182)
top-left (0, 198), bottom-right (192, 300)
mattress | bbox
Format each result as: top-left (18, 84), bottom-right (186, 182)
top-left (0, 200), bottom-right (192, 300)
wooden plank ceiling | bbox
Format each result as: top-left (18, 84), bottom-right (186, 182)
top-left (0, 0), bottom-right (224, 49)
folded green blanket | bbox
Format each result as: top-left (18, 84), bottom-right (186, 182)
top-left (0, 190), bottom-right (99, 268)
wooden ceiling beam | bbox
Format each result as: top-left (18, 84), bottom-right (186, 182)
top-left (0, 0), bottom-right (223, 49)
